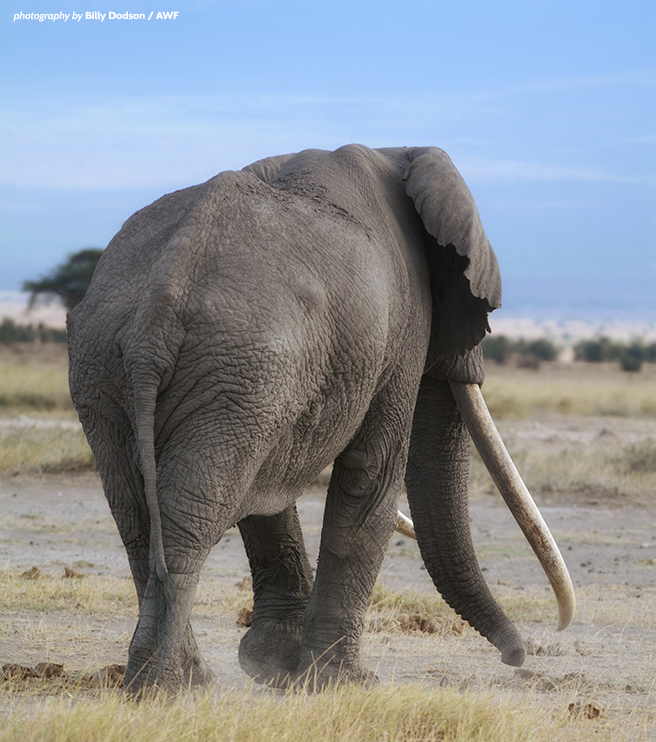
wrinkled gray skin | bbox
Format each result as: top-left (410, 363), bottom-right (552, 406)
top-left (68, 144), bottom-right (523, 692)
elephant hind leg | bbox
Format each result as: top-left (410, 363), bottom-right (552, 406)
top-left (81, 410), bottom-right (214, 692)
top-left (125, 568), bottom-right (215, 692)
top-left (237, 504), bottom-right (314, 687)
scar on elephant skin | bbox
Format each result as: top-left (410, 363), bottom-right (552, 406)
top-left (68, 144), bottom-right (575, 693)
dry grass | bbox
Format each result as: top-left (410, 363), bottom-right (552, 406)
top-left (0, 576), bottom-right (652, 740)
top-left (0, 512), bottom-right (117, 536)
top-left (0, 364), bottom-right (73, 413)
top-left (0, 570), bottom-right (258, 620)
top-left (0, 427), bottom-right (94, 475)
top-left (369, 568), bottom-right (656, 633)
top-left (368, 583), bottom-right (454, 618)
top-left (492, 582), bottom-right (656, 631)
top-left (2, 352), bottom-right (655, 480)
top-left (3, 359), bottom-right (655, 419)
top-left (470, 436), bottom-right (656, 506)
top-left (483, 364), bottom-right (656, 419)
top-left (0, 681), bottom-right (629, 742)
top-left (0, 573), bottom-right (464, 628)
top-left (1, 351), bottom-right (655, 739)
top-left (0, 570), bottom-right (136, 615)
top-left (483, 379), bottom-right (656, 418)
top-left (0, 351), bottom-right (93, 474)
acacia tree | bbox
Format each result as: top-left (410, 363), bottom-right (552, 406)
top-left (22, 248), bottom-right (104, 311)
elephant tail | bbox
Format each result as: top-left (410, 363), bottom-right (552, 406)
top-left (133, 381), bottom-right (175, 606)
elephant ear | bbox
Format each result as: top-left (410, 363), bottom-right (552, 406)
top-left (404, 148), bottom-right (502, 382)
top-left (242, 153), bottom-right (296, 183)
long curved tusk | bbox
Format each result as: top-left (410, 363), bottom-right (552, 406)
top-left (395, 510), bottom-right (416, 540)
top-left (449, 380), bottom-right (576, 632)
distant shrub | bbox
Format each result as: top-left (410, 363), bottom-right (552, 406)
top-left (23, 247), bottom-right (104, 311)
top-left (614, 438), bottom-right (656, 474)
top-left (519, 338), bottom-right (558, 362)
top-left (0, 318), bottom-right (66, 345)
top-left (516, 354), bottom-right (541, 370)
top-left (482, 335), bottom-right (557, 365)
top-left (574, 337), bottom-right (623, 362)
top-left (0, 318), bottom-right (36, 344)
top-left (620, 343), bottom-right (644, 372)
top-left (482, 335), bottom-right (513, 364)
top-left (573, 338), bottom-right (656, 367)
top-left (36, 324), bottom-right (67, 343)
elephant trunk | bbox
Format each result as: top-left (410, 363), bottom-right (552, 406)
top-left (405, 376), bottom-right (526, 666)
top-left (448, 381), bottom-right (575, 631)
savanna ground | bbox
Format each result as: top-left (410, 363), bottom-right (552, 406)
top-left (0, 343), bottom-right (655, 741)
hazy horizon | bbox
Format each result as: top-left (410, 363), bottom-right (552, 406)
top-left (3, 287), bottom-right (655, 343)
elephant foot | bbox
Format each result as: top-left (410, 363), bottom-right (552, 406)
top-left (292, 658), bottom-right (378, 692)
top-left (125, 620), bottom-right (213, 694)
top-left (185, 648), bottom-right (214, 687)
top-left (125, 651), bottom-right (213, 695)
top-left (125, 650), bottom-right (213, 695)
top-left (238, 620), bottom-right (303, 688)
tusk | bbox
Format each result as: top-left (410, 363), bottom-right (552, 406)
top-left (395, 510), bottom-right (416, 540)
top-left (449, 381), bottom-right (576, 632)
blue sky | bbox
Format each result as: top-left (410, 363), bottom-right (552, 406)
top-left (1, 0), bottom-right (654, 320)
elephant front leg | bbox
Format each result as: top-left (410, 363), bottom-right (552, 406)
top-left (295, 435), bottom-right (405, 690)
top-left (237, 505), bottom-right (314, 686)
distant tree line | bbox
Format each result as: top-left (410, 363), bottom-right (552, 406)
top-left (6, 248), bottom-right (656, 374)
top-left (0, 248), bottom-right (105, 347)
top-left (482, 334), bottom-right (656, 372)
top-left (574, 337), bottom-right (656, 372)
top-left (0, 318), bottom-right (67, 344)
top-left (3, 317), bottom-right (653, 373)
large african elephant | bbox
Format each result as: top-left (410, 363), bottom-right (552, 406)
top-left (67, 144), bottom-right (574, 692)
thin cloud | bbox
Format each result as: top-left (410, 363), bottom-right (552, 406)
top-left (457, 157), bottom-right (655, 184)
top-left (1, 76), bottom-right (653, 189)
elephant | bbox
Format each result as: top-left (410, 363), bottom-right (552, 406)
top-left (67, 144), bottom-right (575, 692)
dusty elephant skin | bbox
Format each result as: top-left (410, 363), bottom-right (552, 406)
top-left (67, 144), bottom-right (570, 692)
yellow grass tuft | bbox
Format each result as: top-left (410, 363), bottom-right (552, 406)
top-left (482, 371), bottom-right (656, 419)
top-left (0, 569), bottom-right (136, 615)
top-left (0, 427), bottom-right (94, 474)
top-left (0, 364), bottom-right (73, 413)
top-left (0, 682), bottom-right (627, 742)
top-left (469, 437), bottom-right (656, 506)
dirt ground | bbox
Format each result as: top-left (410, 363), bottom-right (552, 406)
top-left (0, 360), bottom-right (655, 736)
